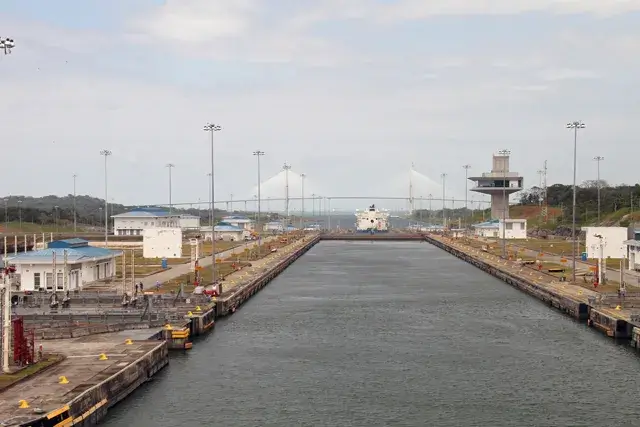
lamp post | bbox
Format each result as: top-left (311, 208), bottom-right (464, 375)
top-left (300, 173), bottom-right (306, 229)
top-left (253, 150), bottom-right (265, 233)
top-left (594, 234), bottom-right (604, 286)
top-left (440, 173), bottom-right (447, 228)
top-left (206, 173), bottom-right (212, 226)
top-left (203, 123), bottom-right (221, 283)
top-left (283, 163), bottom-right (292, 218)
top-left (593, 156), bottom-right (604, 224)
top-left (73, 174), bottom-right (78, 234)
top-left (567, 121), bottom-right (586, 283)
top-left (166, 163), bottom-right (175, 213)
top-left (463, 164), bottom-right (471, 227)
top-left (0, 37), bottom-right (15, 55)
top-left (99, 149), bottom-right (112, 246)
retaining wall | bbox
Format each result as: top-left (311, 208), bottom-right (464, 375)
top-left (19, 342), bottom-right (168, 427)
top-left (218, 236), bottom-right (321, 316)
top-left (424, 235), bottom-right (589, 321)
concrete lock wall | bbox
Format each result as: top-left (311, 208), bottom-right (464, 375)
top-left (68, 342), bottom-right (169, 425)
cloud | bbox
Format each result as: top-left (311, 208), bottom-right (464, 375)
top-left (132, 0), bottom-right (258, 42)
top-left (2, 2), bottom-right (640, 209)
top-left (540, 68), bottom-right (600, 81)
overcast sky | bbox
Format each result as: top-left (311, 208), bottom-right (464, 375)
top-left (1, 1), bottom-right (638, 211)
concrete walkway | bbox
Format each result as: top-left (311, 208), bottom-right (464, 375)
top-left (217, 236), bottom-right (312, 294)
top-left (444, 237), bottom-right (599, 301)
top-left (138, 236), bottom-right (278, 287)
top-left (507, 243), bottom-right (639, 286)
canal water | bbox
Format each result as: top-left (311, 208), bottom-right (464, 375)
top-left (104, 241), bottom-right (640, 427)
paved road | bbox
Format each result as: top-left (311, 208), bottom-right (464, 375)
top-left (139, 236), bottom-right (278, 288)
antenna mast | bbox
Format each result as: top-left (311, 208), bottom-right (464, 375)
top-left (540, 160), bottom-right (548, 222)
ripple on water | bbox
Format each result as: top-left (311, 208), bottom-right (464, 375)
top-left (103, 241), bottom-right (640, 427)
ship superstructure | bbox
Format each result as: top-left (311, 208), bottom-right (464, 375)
top-left (355, 204), bottom-right (390, 233)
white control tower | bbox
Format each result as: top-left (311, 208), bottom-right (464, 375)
top-left (469, 150), bottom-right (523, 219)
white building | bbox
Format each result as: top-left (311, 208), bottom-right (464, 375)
top-left (201, 223), bottom-right (246, 242)
top-left (179, 214), bottom-right (201, 230)
top-left (472, 219), bottom-right (527, 239)
top-left (143, 228), bottom-right (183, 259)
top-left (3, 238), bottom-right (122, 292)
top-left (221, 215), bottom-right (255, 231)
top-left (625, 240), bottom-right (640, 270)
top-left (112, 208), bottom-right (200, 236)
top-left (582, 226), bottom-right (628, 260)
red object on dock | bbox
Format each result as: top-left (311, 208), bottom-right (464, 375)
top-left (12, 316), bottom-right (35, 366)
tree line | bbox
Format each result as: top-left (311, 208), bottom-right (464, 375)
top-left (518, 181), bottom-right (640, 225)
top-left (0, 195), bottom-right (226, 227)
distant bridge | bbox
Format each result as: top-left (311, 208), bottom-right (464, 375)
top-left (143, 196), bottom-right (491, 208)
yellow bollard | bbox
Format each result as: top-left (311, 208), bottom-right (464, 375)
top-left (195, 306), bottom-right (202, 312)
top-left (187, 311), bottom-right (193, 317)
top-left (59, 376), bottom-right (69, 384)
top-left (19, 400), bottom-right (29, 409)
top-left (615, 305), bottom-right (621, 310)
top-left (125, 339), bottom-right (133, 345)
top-left (164, 324), bottom-right (173, 330)
top-left (98, 353), bottom-right (108, 361)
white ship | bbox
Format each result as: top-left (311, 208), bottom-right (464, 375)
top-left (355, 204), bottom-right (390, 233)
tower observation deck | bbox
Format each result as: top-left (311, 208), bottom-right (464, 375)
top-left (468, 151), bottom-right (523, 219)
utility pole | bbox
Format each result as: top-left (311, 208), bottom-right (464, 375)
top-left (567, 121), bottom-right (586, 284)
top-left (463, 164), bottom-right (471, 226)
top-left (203, 123), bottom-right (222, 283)
top-left (301, 173), bottom-right (306, 229)
top-left (99, 150), bottom-right (112, 246)
top-left (441, 173), bottom-right (447, 228)
top-left (166, 163), bottom-right (175, 213)
top-left (409, 163), bottom-right (415, 214)
top-left (73, 174), bottom-right (78, 235)
top-left (498, 149), bottom-right (511, 258)
top-left (283, 163), bottom-right (291, 218)
top-left (206, 173), bottom-right (212, 226)
top-left (253, 150), bottom-right (265, 233)
top-left (593, 156), bottom-right (604, 224)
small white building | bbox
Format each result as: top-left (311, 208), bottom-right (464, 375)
top-left (179, 214), bottom-right (201, 230)
top-left (112, 208), bottom-right (180, 236)
top-left (112, 207), bottom-right (201, 236)
top-left (143, 228), bottom-right (183, 259)
top-left (201, 223), bottom-right (246, 242)
top-left (625, 240), bottom-right (639, 271)
top-left (3, 238), bottom-right (122, 292)
top-left (221, 215), bottom-right (255, 231)
top-left (472, 219), bottom-right (527, 239)
top-left (582, 226), bottom-right (628, 260)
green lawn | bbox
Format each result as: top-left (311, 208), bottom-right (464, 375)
top-left (0, 221), bottom-right (88, 234)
